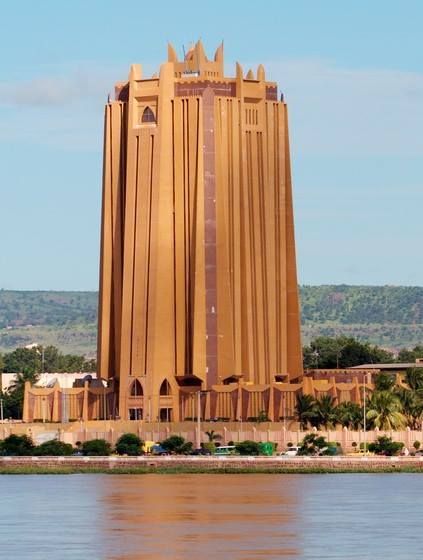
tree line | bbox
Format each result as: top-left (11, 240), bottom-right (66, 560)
top-left (302, 335), bottom-right (423, 369)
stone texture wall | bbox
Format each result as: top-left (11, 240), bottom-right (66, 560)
top-left (0, 456), bottom-right (422, 472)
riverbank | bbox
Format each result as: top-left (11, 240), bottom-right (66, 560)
top-left (1, 456), bottom-right (423, 474)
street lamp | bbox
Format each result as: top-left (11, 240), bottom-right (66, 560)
top-left (313, 350), bottom-right (319, 369)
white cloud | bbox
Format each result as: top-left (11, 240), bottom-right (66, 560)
top-left (263, 58), bottom-right (423, 157)
top-left (0, 68), bottom-right (116, 107)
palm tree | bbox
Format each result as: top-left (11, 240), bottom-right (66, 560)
top-left (336, 401), bottom-right (363, 430)
top-left (366, 391), bottom-right (406, 430)
top-left (295, 394), bottom-right (317, 430)
top-left (373, 373), bottom-right (395, 392)
top-left (395, 387), bottom-right (423, 429)
top-left (8, 370), bottom-right (39, 394)
top-left (313, 395), bottom-right (338, 429)
top-left (405, 368), bottom-right (423, 393)
top-left (8, 370), bottom-right (40, 418)
top-left (204, 430), bottom-right (222, 443)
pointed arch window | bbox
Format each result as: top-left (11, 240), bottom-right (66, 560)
top-left (141, 106), bottom-right (156, 124)
top-left (160, 379), bottom-right (172, 396)
top-left (130, 379), bottom-right (143, 397)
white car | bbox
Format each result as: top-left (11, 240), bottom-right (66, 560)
top-left (279, 446), bottom-right (300, 457)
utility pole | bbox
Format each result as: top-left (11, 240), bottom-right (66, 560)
top-left (0, 398), bottom-right (3, 423)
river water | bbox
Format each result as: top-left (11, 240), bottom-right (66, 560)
top-left (0, 474), bottom-right (421, 559)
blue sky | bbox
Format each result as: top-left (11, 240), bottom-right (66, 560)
top-left (0, 0), bottom-right (422, 290)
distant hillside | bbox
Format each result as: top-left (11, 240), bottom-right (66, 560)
top-left (0, 290), bottom-right (97, 328)
top-left (0, 286), bottom-right (422, 355)
top-left (300, 285), bottom-right (423, 325)
top-left (0, 290), bottom-right (98, 357)
top-left (300, 285), bottom-right (423, 351)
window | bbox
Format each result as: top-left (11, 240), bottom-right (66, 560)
top-left (141, 106), bottom-right (156, 123)
top-left (130, 379), bottom-right (143, 397)
top-left (160, 379), bottom-right (172, 396)
top-left (129, 408), bottom-right (143, 420)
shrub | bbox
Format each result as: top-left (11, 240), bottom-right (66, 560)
top-left (161, 435), bottom-right (193, 454)
top-left (413, 440), bottom-right (421, 451)
top-left (34, 439), bottom-right (74, 456)
top-left (235, 440), bottom-right (261, 455)
top-left (287, 442), bottom-right (293, 448)
top-left (0, 434), bottom-right (35, 456)
top-left (202, 442), bottom-right (216, 454)
top-left (115, 433), bottom-right (144, 456)
top-left (297, 433), bottom-right (331, 456)
top-left (81, 438), bottom-right (112, 456)
top-left (368, 436), bottom-right (404, 456)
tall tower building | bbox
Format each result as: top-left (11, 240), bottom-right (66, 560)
top-left (97, 41), bottom-right (303, 422)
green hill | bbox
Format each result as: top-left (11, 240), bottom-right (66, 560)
top-left (300, 285), bottom-right (423, 351)
top-left (0, 286), bottom-right (422, 355)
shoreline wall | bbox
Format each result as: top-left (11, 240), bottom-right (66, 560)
top-left (0, 455), bottom-right (423, 473)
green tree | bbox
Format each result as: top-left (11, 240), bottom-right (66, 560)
top-left (373, 373), bottom-right (396, 391)
top-left (0, 390), bottom-right (22, 419)
top-left (303, 336), bottom-right (393, 369)
top-left (335, 402), bottom-right (363, 429)
top-left (160, 435), bottom-right (193, 454)
top-left (6, 370), bottom-right (40, 418)
top-left (395, 387), bottom-right (423, 429)
top-left (235, 440), bottom-right (261, 455)
top-left (397, 346), bottom-right (423, 363)
top-left (297, 433), bottom-right (330, 456)
top-left (3, 347), bottom-right (41, 374)
top-left (295, 394), bottom-right (317, 430)
top-left (368, 436), bottom-right (404, 456)
top-left (0, 434), bottom-right (34, 456)
top-left (404, 368), bottom-right (423, 392)
top-left (34, 439), bottom-right (74, 456)
top-left (115, 433), bottom-right (144, 456)
top-left (204, 430), bottom-right (222, 443)
top-left (366, 391), bottom-right (406, 430)
top-left (81, 439), bottom-right (112, 456)
top-left (312, 395), bottom-right (338, 429)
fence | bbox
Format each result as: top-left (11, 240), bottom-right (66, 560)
top-left (63, 425), bottom-right (423, 452)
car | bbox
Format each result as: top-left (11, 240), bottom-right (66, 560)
top-left (150, 444), bottom-right (168, 456)
top-left (279, 446), bottom-right (300, 457)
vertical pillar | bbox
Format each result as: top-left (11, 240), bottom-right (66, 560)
top-left (22, 382), bottom-right (31, 423)
top-left (52, 385), bottom-right (60, 423)
top-left (82, 382), bottom-right (89, 421)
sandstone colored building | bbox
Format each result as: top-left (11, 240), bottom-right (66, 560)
top-left (23, 43), bottom-right (388, 424)
top-left (95, 41), bottom-right (304, 422)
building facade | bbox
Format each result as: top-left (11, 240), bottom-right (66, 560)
top-left (97, 41), bottom-right (303, 422)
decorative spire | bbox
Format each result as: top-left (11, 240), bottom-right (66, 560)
top-left (167, 43), bottom-right (178, 63)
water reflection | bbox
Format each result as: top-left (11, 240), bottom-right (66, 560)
top-left (0, 474), bottom-right (422, 559)
top-left (100, 475), bottom-right (301, 559)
